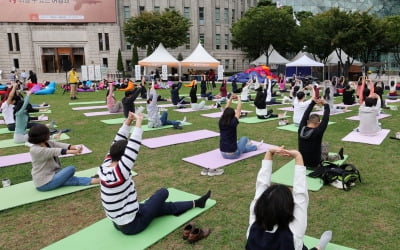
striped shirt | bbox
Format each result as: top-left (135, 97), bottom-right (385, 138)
top-left (99, 124), bottom-right (142, 226)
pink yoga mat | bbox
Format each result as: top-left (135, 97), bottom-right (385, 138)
top-left (312, 109), bottom-right (352, 116)
top-left (336, 103), bottom-right (360, 108)
top-left (341, 129), bottom-right (390, 145)
top-left (84, 111), bottom-right (122, 117)
top-left (0, 145), bottom-right (92, 168)
top-left (173, 107), bottom-right (214, 113)
top-left (346, 113), bottom-right (391, 121)
top-left (158, 103), bottom-right (175, 108)
top-left (182, 142), bottom-right (276, 169)
top-left (201, 110), bottom-right (253, 118)
top-left (72, 105), bottom-right (107, 110)
top-left (278, 107), bottom-right (294, 112)
top-left (142, 130), bottom-right (219, 148)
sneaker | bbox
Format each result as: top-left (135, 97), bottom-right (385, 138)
top-left (173, 124), bottom-right (183, 130)
top-left (48, 120), bottom-right (56, 129)
top-left (200, 168), bottom-right (209, 176)
top-left (180, 116), bottom-right (187, 125)
top-left (330, 180), bottom-right (346, 189)
top-left (256, 140), bottom-right (264, 149)
top-left (38, 114), bottom-right (46, 121)
top-left (208, 169), bottom-right (224, 176)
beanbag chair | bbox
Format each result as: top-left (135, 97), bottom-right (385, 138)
top-left (0, 85), bottom-right (7, 90)
top-left (117, 81), bottom-right (134, 91)
top-left (77, 81), bottom-right (95, 92)
top-left (35, 82), bottom-right (56, 95)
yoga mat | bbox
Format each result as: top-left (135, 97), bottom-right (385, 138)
top-left (43, 188), bottom-right (216, 250)
top-left (278, 106), bottom-right (294, 112)
top-left (303, 235), bottom-right (355, 250)
top-left (139, 122), bottom-right (192, 132)
top-left (200, 110), bottom-right (253, 118)
top-left (341, 129), bottom-right (390, 145)
top-left (182, 142), bottom-right (276, 169)
top-left (173, 107), bottom-right (214, 113)
top-left (385, 98), bottom-right (400, 103)
top-left (158, 103), bottom-right (176, 108)
top-left (0, 145), bottom-right (92, 168)
top-left (0, 127), bottom-right (13, 134)
top-left (142, 130), bottom-right (219, 148)
top-left (335, 102), bottom-right (360, 108)
top-left (84, 111), bottom-right (123, 117)
top-left (277, 122), bottom-right (336, 132)
top-left (271, 154), bottom-right (348, 192)
top-left (101, 117), bottom-right (126, 125)
top-left (0, 133), bottom-right (70, 149)
top-left (72, 105), bottom-right (107, 110)
top-left (312, 109), bottom-right (352, 116)
top-left (239, 115), bottom-right (290, 124)
top-left (346, 113), bottom-right (391, 121)
top-left (68, 101), bottom-right (106, 105)
top-left (0, 115), bottom-right (49, 125)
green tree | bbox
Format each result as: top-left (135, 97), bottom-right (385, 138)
top-left (231, 6), bottom-right (300, 64)
top-left (124, 9), bottom-right (191, 54)
top-left (117, 49), bottom-right (124, 74)
top-left (383, 15), bottom-right (400, 66)
top-left (131, 46), bottom-right (139, 66)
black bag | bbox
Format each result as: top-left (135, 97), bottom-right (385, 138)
top-left (308, 162), bottom-right (362, 191)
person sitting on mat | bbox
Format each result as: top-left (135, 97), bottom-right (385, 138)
top-left (342, 83), bottom-right (356, 105)
top-left (98, 112), bottom-right (211, 235)
top-left (28, 124), bottom-right (100, 191)
top-left (253, 83), bottom-right (278, 119)
top-left (293, 84), bottom-right (315, 126)
top-left (298, 97), bottom-right (343, 170)
top-left (106, 81), bottom-right (123, 113)
top-left (241, 80), bottom-right (252, 102)
top-left (214, 94), bottom-right (262, 176)
top-left (246, 147), bottom-right (332, 250)
top-left (189, 79), bottom-right (198, 104)
top-left (122, 85), bottom-right (142, 118)
top-left (171, 81), bottom-right (190, 108)
top-left (357, 93), bottom-right (382, 135)
top-left (147, 82), bottom-right (186, 130)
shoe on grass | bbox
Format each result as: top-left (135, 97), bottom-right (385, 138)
top-left (200, 168), bottom-right (209, 176)
top-left (208, 169), bottom-right (224, 176)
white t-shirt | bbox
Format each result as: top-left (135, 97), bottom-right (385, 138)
top-left (0, 102), bottom-right (15, 124)
top-left (293, 98), bottom-right (312, 125)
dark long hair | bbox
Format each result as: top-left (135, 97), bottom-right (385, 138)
top-left (254, 184), bottom-right (294, 230)
top-left (220, 107), bottom-right (235, 127)
top-left (28, 124), bottom-right (50, 144)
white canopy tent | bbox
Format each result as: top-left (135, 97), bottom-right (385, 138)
top-left (286, 55), bottom-right (324, 79)
top-left (138, 43), bottom-right (180, 67)
top-left (250, 45), bottom-right (290, 66)
top-left (181, 42), bottom-right (220, 68)
top-left (326, 50), bottom-right (362, 66)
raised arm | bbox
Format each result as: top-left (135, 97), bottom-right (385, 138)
top-left (235, 96), bottom-right (242, 119)
top-left (299, 99), bottom-right (316, 130)
top-left (6, 83), bottom-right (18, 104)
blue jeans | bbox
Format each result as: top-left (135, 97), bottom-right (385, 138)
top-left (160, 111), bottom-right (180, 126)
top-left (221, 136), bottom-right (257, 159)
top-left (114, 188), bottom-right (193, 235)
top-left (36, 166), bottom-right (91, 192)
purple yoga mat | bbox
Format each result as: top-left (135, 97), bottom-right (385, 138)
top-left (83, 111), bottom-right (122, 117)
top-left (173, 107), bottom-right (214, 113)
top-left (312, 109), bottom-right (352, 116)
top-left (336, 103), bottom-right (360, 108)
top-left (182, 142), bottom-right (276, 169)
top-left (0, 145), bottom-right (92, 168)
top-left (142, 129), bottom-right (219, 149)
top-left (341, 129), bottom-right (390, 145)
top-left (346, 113), bottom-right (391, 121)
top-left (278, 107), bottom-right (294, 112)
top-left (158, 103), bottom-right (175, 108)
top-left (201, 110), bottom-right (253, 118)
top-left (72, 105), bottom-right (107, 110)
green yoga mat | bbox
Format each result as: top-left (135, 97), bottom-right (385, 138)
top-left (0, 133), bottom-right (70, 149)
top-left (271, 154), bottom-right (348, 192)
top-left (100, 117), bottom-right (126, 125)
top-left (277, 122), bottom-right (336, 132)
top-left (239, 115), bottom-right (290, 124)
top-left (69, 101), bottom-right (106, 106)
top-left (0, 168), bottom-right (138, 211)
top-left (304, 235), bottom-right (355, 250)
top-left (44, 188), bottom-right (216, 250)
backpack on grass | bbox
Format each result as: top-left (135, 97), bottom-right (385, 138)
top-left (308, 162), bottom-right (362, 191)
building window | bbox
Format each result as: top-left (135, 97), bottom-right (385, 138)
top-left (224, 8), bottom-right (229, 24)
top-left (186, 33), bottom-right (190, 49)
top-left (139, 6), bottom-right (145, 13)
top-left (41, 47), bottom-right (85, 73)
top-left (215, 8), bottom-right (220, 25)
top-left (154, 6), bottom-right (160, 12)
top-left (98, 33), bottom-right (103, 51)
top-left (102, 58), bottom-right (108, 67)
top-left (216, 34), bottom-right (221, 50)
top-left (199, 7), bottom-right (204, 25)
top-left (184, 7), bottom-right (190, 19)
top-left (14, 33), bottom-right (20, 52)
top-left (13, 58), bottom-right (19, 69)
top-left (224, 34), bottom-right (229, 50)
top-left (105, 33), bottom-right (110, 51)
top-left (225, 59), bottom-right (230, 70)
top-left (169, 6), bottom-right (175, 10)
top-left (7, 33), bottom-right (13, 51)
top-left (232, 9), bottom-right (236, 23)
top-left (126, 60), bottom-right (132, 71)
top-left (233, 59), bottom-right (236, 71)
top-left (123, 6), bottom-right (130, 21)
top-left (199, 33), bottom-right (205, 45)
top-left (126, 41), bottom-right (131, 50)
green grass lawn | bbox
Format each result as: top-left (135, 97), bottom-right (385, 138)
top-left (0, 83), bottom-right (399, 250)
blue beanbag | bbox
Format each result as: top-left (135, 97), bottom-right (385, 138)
top-left (35, 82), bottom-right (56, 95)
